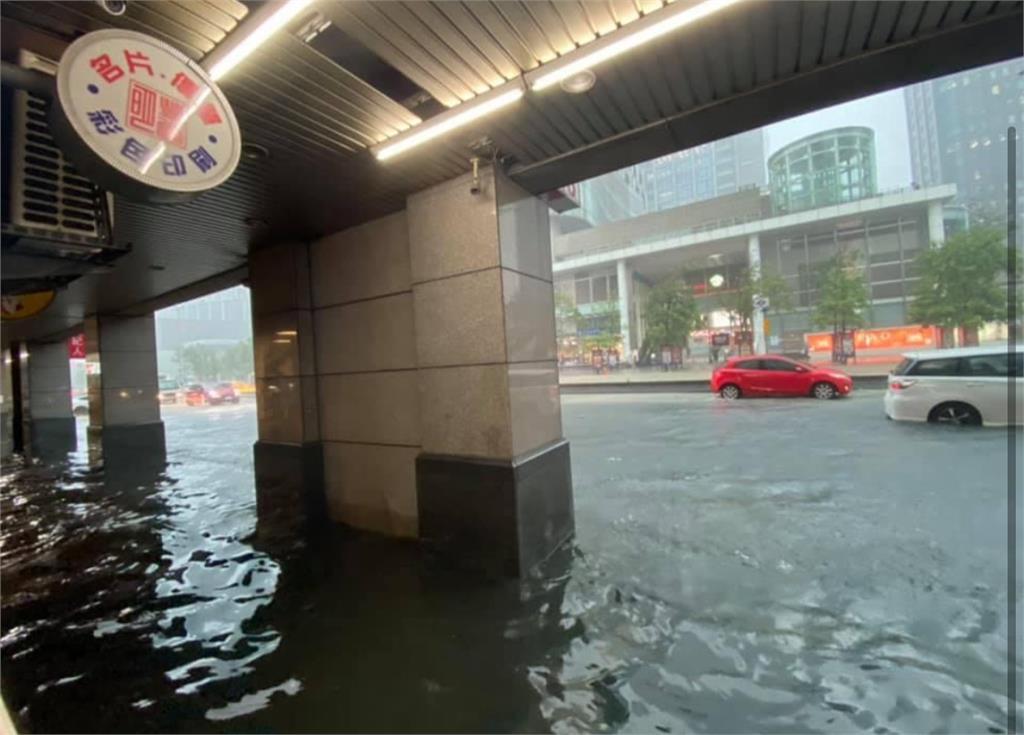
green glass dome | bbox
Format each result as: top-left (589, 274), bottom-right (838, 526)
top-left (768, 127), bottom-right (877, 214)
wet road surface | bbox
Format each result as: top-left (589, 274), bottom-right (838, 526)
top-left (1, 392), bottom-right (1019, 733)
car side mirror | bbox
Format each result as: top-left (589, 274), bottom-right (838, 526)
top-left (795, 366), bottom-right (809, 373)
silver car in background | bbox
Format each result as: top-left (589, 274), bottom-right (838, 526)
top-left (884, 345), bottom-right (1024, 426)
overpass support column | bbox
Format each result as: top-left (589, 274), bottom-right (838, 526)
top-left (249, 243), bottom-right (324, 536)
top-left (27, 340), bottom-right (75, 456)
top-left (748, 234), bottom-right (767, 354)
top-left (927, 201), bottom-right (946, 245)
top-left (84, 314), bottom-right (165, 464)
top-left (616, 259), bottom-right (633, 361)
top-left (408, 168), bottom-right (574, 576)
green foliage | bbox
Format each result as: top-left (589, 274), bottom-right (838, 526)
top-left (909, 228), bottom-right (1017, 331)
top-left (812, 250), bottom-right (870, 333)
top-left (554, 290), bottom-right (581, 339)
top-left (718, 269), bottom-right (792, 354)
top-left (175, 338), bottom-right (253, 382)
top-left (643, 278), bottom-right (701, 351)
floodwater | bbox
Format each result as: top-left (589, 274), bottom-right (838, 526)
top-left (1, 393), bottom-right (1019, 733)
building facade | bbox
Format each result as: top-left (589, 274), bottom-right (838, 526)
top-left (641, 129), bottom-right (766, 212)
top-left (574, 164), bottom-right (648, 226)
top-left (904, 58), bottom-right (1024, 222)
top-left (552, 185), bottom-right (956, 362)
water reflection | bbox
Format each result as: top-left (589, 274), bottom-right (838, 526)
top-left (1, 397), bottom-right (1018, 733)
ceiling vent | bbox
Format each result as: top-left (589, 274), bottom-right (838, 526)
top-left (2, 51), bottom-right (126, 295)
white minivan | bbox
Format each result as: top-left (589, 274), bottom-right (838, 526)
top-left (884, 345), bottom-right (1024, 426)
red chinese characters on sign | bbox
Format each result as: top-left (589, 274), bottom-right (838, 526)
top-left (126, 80), bottom-right (187, 149)
top-left (90, 53), bottom-right (125, 83)
top-left (68, 334), bottom-right (86, 360)
top-left (170, 71), bottom-right (200, 100)
top-left (123, 50), bottom-right (153, 76)
top-left (170, 72), bottom-right (222, 125)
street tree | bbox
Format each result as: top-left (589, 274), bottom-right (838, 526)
top-left (554, 290), bottom-right (581, 340)
top-left (174, 338), bottom-right (254, 382)
top-left (719, 269), bottom-right (792, 355)
top-left (642, 277), bottom-right (701, 355)
top-left (909, 228), bottom-right (1019, 345)
top-left (812, 250), bottom-right (870, 337)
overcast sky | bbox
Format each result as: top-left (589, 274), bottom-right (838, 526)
top-left (763, 88), bottom-right (913, 191)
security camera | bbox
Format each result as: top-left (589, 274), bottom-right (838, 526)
top-left (96, 0), bottom-right (127, 16)
top-left (469, 157), bottom-right (482, 196)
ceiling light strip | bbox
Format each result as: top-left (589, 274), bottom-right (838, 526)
top-left (528, 0), bottom-right (743, 91)
top-left (372, 86), bottom-right (524, 161)
top-left (203, 0), bottom-right (319, 82)
top-left (371, 0), bottom-right (742, 161)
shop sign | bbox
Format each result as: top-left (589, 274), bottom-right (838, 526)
top-left (1, 291), bottom-right (55, 320)
top-left (51, 29), bottom-right (240, 203)
top-left (68, 334), bottom-right (87, 359)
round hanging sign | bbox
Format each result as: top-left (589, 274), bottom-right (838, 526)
top-left (49, 29), bottom-right (241, 203)
top-left (1, 291), bottom-right (56, 321)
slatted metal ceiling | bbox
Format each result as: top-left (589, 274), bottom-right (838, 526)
top-left (1, 0), bottom-right (1021, 344)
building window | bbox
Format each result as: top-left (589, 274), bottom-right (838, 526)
top-left (574, 279), bottom-right (591, 305)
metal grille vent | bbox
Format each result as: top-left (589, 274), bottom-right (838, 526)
top-left (8, 52), bottom-right (110, 243)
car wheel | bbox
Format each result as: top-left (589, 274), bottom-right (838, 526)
top-left (720, 384), bottom-right (741, 400)
top-left (812, 382), bottom-right (837, 400)
top-left (928, 402), bottom-right (982, 426)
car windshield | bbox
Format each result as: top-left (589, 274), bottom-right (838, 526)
top-left (216, 383), bottom-right (233, 390)
top-left (187, 384), bottom-right (203, 391)
top-left (891, 358), bottom-right (914, 376)
top-left (159, 380), bottom-right (177, 390)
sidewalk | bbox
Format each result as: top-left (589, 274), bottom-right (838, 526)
top-left (559, 362), bottom-right (894, 385)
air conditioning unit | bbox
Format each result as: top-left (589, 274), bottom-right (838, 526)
top-left (1, 50), bottom-right (127, 295)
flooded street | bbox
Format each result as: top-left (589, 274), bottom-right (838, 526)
top-left (1, 393), bottom-right (1018, 733)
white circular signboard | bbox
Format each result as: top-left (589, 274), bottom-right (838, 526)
top-left (51, 29), bottom-right (241, 203)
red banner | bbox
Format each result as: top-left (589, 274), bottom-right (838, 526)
top-left (806, 325), bottom-right (939, 353)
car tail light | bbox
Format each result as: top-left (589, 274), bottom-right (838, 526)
top-left (889, 378), bottom-right (916, 391)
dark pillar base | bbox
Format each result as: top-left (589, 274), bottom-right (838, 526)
top-left (417, 439), bottom-right (575, 577)
top-left (30, 417), bottom-right (77, 461)
top-left (88, 422), bottom-right (166, 467)
top-left (254, 440), bottom-right (325, 540)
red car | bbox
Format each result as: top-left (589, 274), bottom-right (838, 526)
top-left (184, 383), bottom-right (207, 406)
top-left (711, 355), bottom-right (853, 400)
top-left (184, 382), bottom-right (239, 406)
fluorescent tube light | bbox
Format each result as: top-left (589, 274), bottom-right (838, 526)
top-left (529, 0), bottom-right (742, 92)
top-left (373, 87), bottom-right (524, 161)
top-left (206, 0), bottom-right (318, 82)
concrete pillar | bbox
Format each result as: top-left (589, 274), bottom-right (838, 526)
top-left (27, 340), bottom-right (76, 456)
top-left (84, 314), bottom-right (165, 465)
top-left (927, 201), bottom-right (946, 245)
top-left (309, 212), bottom-right (419, 538)
top-left (408, 167), bottom-right (574, 576)
top-left (0, 346), bottom-right (14, 460)
top-left (748, 234), bottom-right (767, 354)
top-left (249, 242), bottom-right (324, 536)
top-left (616, 259), bottom-right (632, 360)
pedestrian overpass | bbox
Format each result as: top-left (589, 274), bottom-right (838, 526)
top-left (1, 0), bottom-right (1020, 575)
